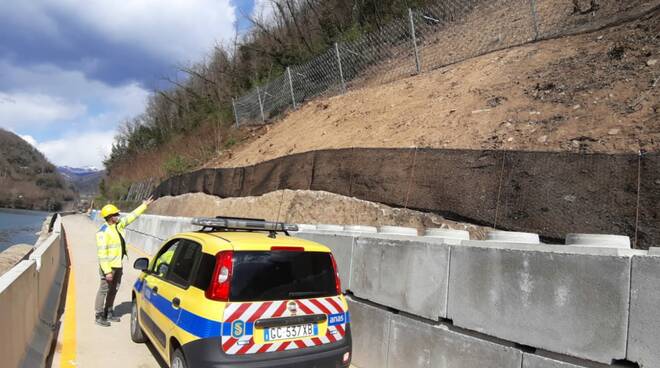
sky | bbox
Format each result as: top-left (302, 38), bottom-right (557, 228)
top-left (0, 0), bottom-right (276, 169)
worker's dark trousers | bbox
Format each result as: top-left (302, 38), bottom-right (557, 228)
top-left (94, 267), bottom-right (123, 317)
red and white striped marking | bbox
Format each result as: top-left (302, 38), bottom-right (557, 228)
top-left (221, 296), bottom-right (347, 355)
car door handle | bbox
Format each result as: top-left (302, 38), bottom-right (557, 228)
top-left (152, 286), bottom-right (158, 294)
top-left (172, 297), bottom-right (181, 309)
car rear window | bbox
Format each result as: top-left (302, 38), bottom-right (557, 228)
top-left (230, 251), bottom-right (337, 302)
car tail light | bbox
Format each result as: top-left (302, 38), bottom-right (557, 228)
top-left (206, 251), bottom-right (233, 301)
top-left (270, 246), bottom-right (305, 251)
top-left (330, 253), bottom-right (342, 294)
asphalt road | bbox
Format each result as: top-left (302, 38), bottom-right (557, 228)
top-left (52, 215), bottom-right (167, 368)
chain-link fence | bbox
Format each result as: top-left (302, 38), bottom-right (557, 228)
top-left (233, 0), bottom-right (659, 126)
top-left (123, 179), bottom-right (157, 202)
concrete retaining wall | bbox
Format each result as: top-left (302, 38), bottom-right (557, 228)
top-left (0, 260), bottom-right (39, 368)
top-left (348, 297), bottom-right (523, 368)
top-left (627, 255), bottom-right (660, 368)
top-left (351, 236), bottom-right (449, 320)
top-left (105, 212), bottom-right (660, 367)
top-left (0, 214), bottom-right (68, 368)
top-left (447, 243), bottom-right (631, 363)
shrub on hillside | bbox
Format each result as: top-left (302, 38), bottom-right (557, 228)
top-left (163, 155), bottom-right (193, 177)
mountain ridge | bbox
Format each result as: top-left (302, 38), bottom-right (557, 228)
top-left (57, 166), bottom-right (104, 197)
top-left (0, 129), bottom-right (76, 211)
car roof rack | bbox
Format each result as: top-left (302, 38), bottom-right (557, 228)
top-left (192, 216), bottom-right (299, 238)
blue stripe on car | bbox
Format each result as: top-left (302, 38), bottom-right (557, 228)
top-left (134, 282), bottom-right (349, 339)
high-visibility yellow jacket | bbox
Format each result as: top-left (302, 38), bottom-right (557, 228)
top-left (96, 203), bottom-right (147, 274)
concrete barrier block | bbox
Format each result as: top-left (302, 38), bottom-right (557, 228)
top-left (124, 229), bottom-right (137, 246)
top-left (295, 232), bottom-right (354, 290)
top-left (130, 214), bottom-right (159, 237)
top-left (0, 260), bottom-right (38, 368)
top-left (21, 320), bottom-right (55, 368)
top-left (378, 226), bottom-right (418, 236)
top-left (31, 234), bottom-right (64, 324)
top-left (627, 255), bottom-right (660, 368)
top-left (447, 244), bottom-right (631, 363)
top-left (352, 237), bottom-right (449, 320)
top-left (486, 231), bottom-right (540, 244)
top-left (388, 314), bottom-right (522, 368)
top-left (346, 298), bottom-right (392, 368)
top-left (145, 236), bottom-right (163, 256)
top-left (126, 231), bottom-right (160, 257)
top-left (522, 353), bottom-right (603, 368)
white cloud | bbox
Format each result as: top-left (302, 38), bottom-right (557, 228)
top-left (251, 0), bottom-right (278, 25)
top-left (0, 92), bottom-right (86, 129)
top-left (42, 0), bottom-right (237, 62)
top-left (31, 131), bottom-right (116, 168)
top-left (0, 60), bottom-right (149, 130)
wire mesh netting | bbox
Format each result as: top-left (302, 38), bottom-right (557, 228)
top-left (233, 0), bottom-right (659, 126)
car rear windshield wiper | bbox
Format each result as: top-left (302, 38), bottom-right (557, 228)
top-left (288, 291), bottom-right (326, 297)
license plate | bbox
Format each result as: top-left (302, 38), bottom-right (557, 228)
top-left (264, 323), bottom-right (317, 342)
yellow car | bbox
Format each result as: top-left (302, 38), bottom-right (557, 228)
top-left (130, 217), bottom-right (352, 368)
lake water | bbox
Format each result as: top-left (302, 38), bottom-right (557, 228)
top-left (0, 208), bottom-right (49, 252)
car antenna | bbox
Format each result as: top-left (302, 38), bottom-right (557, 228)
top-left (273, 189), bottom-right (287, 238)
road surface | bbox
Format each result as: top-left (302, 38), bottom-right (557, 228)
top-left (52, 215), bottom-right (167, 368)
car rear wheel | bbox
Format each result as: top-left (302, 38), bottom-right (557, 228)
top-left (171, 348), bottom-right (188, 368)
top-left (130, 298), bottom-right (147, 343)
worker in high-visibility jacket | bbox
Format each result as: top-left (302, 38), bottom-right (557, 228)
top-left (94, 196), bottom-right (154, 327)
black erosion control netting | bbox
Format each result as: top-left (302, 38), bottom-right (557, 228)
top-left (148, 148), bottom-right (659, 249)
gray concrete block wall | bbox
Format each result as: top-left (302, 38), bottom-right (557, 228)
top-left (447, 244), bottom-right (631, 364)
top-left (0, 260), bottom-right (39, 368)
top-left (522, 353), bottom-right (606, 368)
top-left (388, 314), bottom-right (522, 368)
top-left (348, 297), bottom-right (523, 368)
top-left (347, 298), bottom-right (392, 368)
top-left (627, 255), bottom-right (660, 368)
top-left (351, 237), bottom-right (449, 320)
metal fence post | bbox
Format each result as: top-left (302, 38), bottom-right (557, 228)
top-left (231, 97), bottom-right (240, 128)
top-left (335, 43), bottom-right (346, 92)
top-left (529, 0), bottom-right (540, 40)
top-left (409, 8), bottom-right (421, 74)
top-left (287, 67), bottom-right (297, 109)
top-left (256, 86), bottom-right (266, 123)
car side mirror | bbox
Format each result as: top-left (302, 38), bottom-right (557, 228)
top-left (133, 257), bottom-right (149, 271)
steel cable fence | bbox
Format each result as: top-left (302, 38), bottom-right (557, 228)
top-left (233, 0), bottom-right (659, 126)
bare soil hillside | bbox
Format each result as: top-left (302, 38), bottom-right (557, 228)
top-left (208, 11), bottom-right (659, 169)
top-left (147, 190), bottom-right (491, 239)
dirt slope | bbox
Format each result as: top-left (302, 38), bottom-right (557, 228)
top-left (147, 190), bottom-right (491, 239)
top-left (208, 11), bottom-right (659, 169)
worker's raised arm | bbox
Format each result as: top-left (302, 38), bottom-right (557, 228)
top-left (118, 196), bottom-right (154, 230)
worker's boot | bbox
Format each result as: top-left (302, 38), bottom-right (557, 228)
top-left (106, 309), bottom-right (120, 322)
top-left (95, 313), bottom-right (111, 327)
